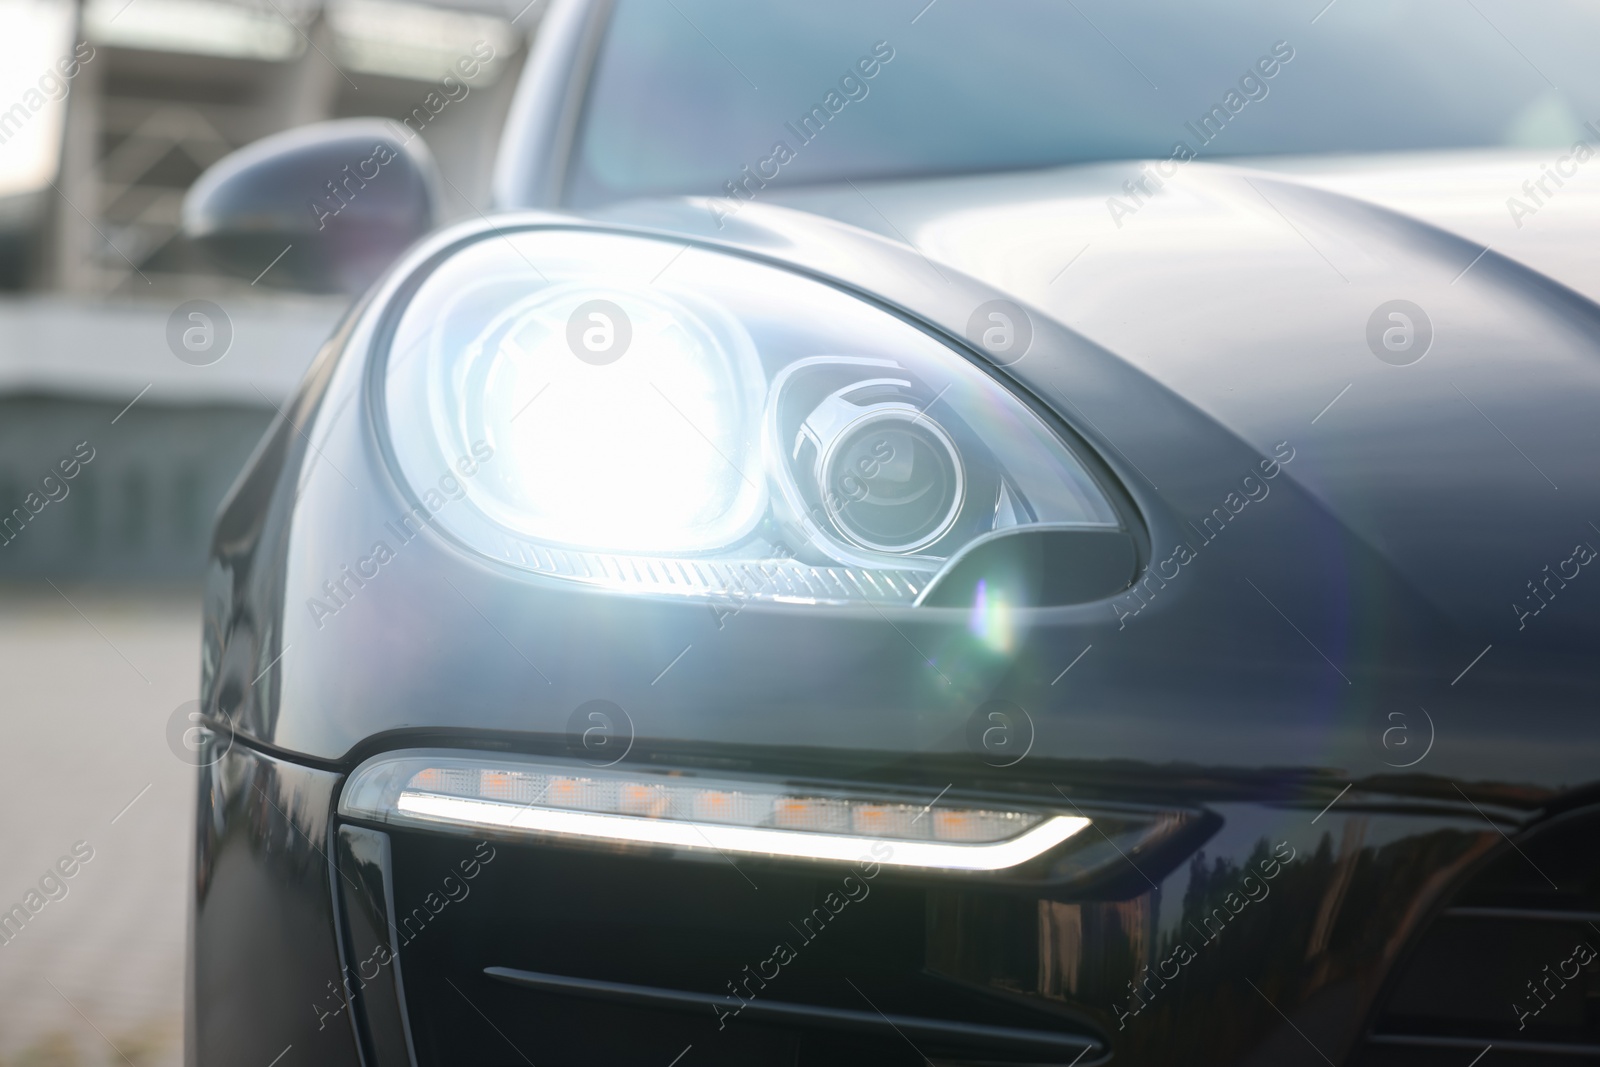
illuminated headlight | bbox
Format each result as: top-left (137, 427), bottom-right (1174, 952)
top-left (340, 752), bottom-right (1091, 872)
top-left (380, 229), bottom-right (1119, 604)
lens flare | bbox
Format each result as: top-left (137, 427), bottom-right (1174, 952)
top-left (969, 578), bottom-right (1013, 652)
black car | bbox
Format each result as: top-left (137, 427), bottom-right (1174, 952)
top-left (183, 1), bottom-right (1600, 1065)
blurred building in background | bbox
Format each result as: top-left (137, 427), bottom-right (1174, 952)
top-left (0, 0), bottom-right (536, 580)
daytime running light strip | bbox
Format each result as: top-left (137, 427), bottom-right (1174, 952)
top-left (396, 792), bottom-right (1090, 872)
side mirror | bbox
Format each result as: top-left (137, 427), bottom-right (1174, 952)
top-left (183, 118), bottom-right (441, 294)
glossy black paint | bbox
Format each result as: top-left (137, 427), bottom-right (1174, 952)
top-left (335, 826), bottom-right (420, 1067)
top-left (482, 966), bottom-right (1105, 1061)
top-left (188, 741), bottom-right (362, 1067)
top-left (183, 118), bottom-right (440, 293)
top-left (191, 719), bottom-right (1596, 1066)
top-left (203, 209), bottom-right (1598, 797)
top-left (189, 208), bottom-right (1600, 1064)
top-left (187, 2), bottom-right (1600, 1061)
top-left (343, 803), bottom-right (1498, 1067)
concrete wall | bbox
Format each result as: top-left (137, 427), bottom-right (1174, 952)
top-left (0, 294), bottom-right (344, 578)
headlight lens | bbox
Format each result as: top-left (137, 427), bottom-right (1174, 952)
top-left (382, 229), bottom-right (1118, 604)
top-left (441, 279), bottom-right (767, 554)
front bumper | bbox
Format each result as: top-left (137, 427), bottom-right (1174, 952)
top-left (191, 739), bottom-right (1600, 1067)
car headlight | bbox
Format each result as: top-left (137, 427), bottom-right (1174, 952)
top-left (380, 229), bottom-right (1120, 604)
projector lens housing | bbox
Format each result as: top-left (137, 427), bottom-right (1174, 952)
top-left (817, 403), bottom-right (965, 555)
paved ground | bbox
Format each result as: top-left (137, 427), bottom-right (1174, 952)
top-left (0, 588), bottom-right (198, 1067)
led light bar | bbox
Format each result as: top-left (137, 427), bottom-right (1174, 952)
top-left (340, 753), bottom-right (1090, 872)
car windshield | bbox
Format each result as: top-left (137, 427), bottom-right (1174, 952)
top-left (563, 0), bottom-right (1600, 207)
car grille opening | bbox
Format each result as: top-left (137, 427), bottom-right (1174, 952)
top-left (1352, 805), bottom-right (1600, 1067)
top-left (355, 825), bottom-right (1107, 1067)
